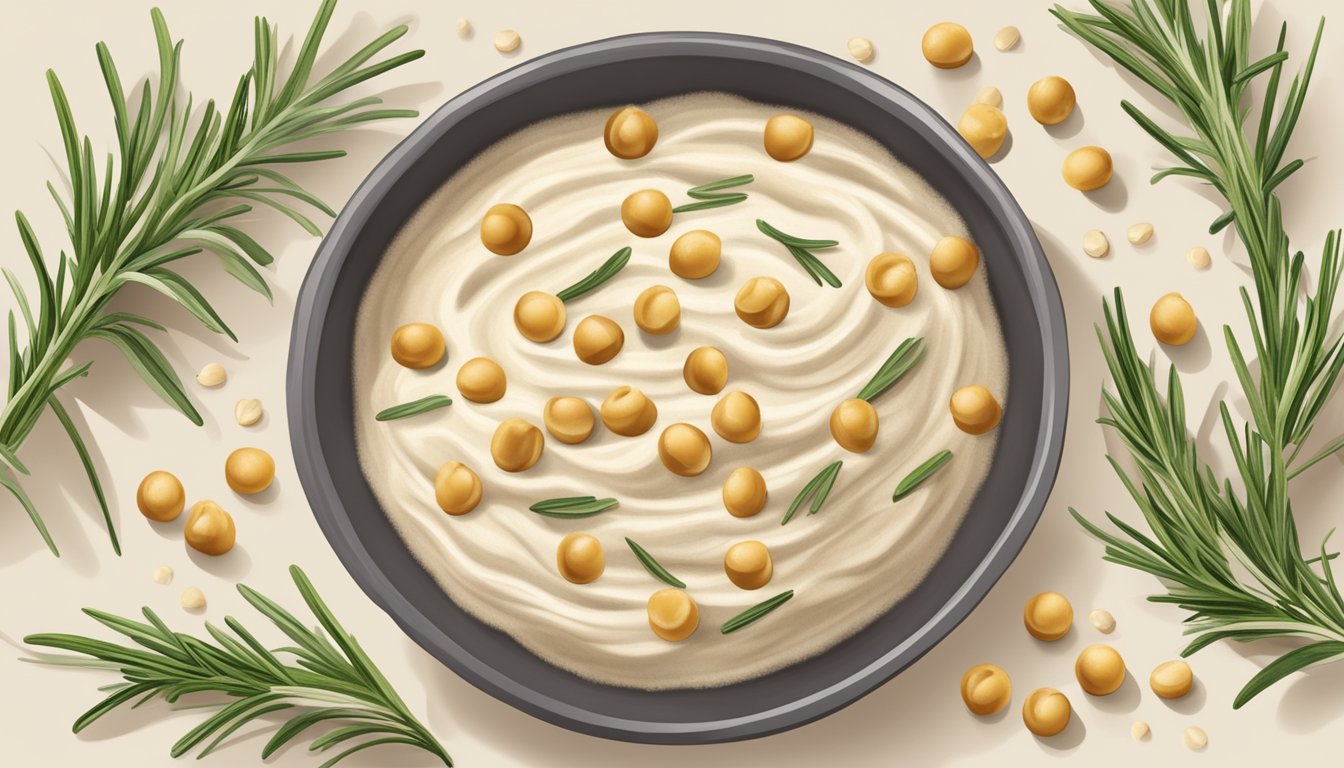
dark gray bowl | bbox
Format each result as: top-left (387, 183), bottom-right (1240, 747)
top-left (287, 32), bottom-right (1067, 744)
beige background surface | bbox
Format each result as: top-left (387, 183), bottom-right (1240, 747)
top-left (1, 1), bottom-right (1341, 765)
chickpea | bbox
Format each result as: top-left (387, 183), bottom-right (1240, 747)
top-left (633, 285), bottom-right (681, 335)
top-left (600, 386), bottom-right (657, 436)
top-left (621, 189), bottom-right (673, 238)
top-left (456, 357), bottom-right (507, 403)
top-left (1150, 292), bottom-right (1197, 345)
top-left (830, 398), bottom-right (878, 452)
top-left (490, 418), bottom-right (544, 472)
top-left (669, 229), bottom-right (721, 279)
top-left (434, 461), bottom-right (482, 515)
top-left (183, 500), bottom-right (236, 556)
top-left (513, 290), bottom-right (567, 342)
top-left (865, 252), bottom-right (918, 308)
top-left (711, 391), bottom-right (762, 444)
top-left (1027, 76), bottom-right (1076, 125)
top-left (479, 203), bottom-right (533, 255)
top-left (572, 315), bottom-right (624, 365)
top-left (658, 423), bottom-right (713, 477)
top-left (647, 588), bottom-right (699, 641)
top-left (604, 106), bottom-right (658, 159)
top-left (225, 447), bottom-right (275, 495)
top-left (1150, 659), bottom-right (1194, 699)
top-left (930, 235), bottom-right (980, 289)
top-left (1023, 591), bottom-right (1073, 640)
top-left (922, 22), bottom-right (974, 69)
top-left (960, 663), bottom-right (1012, 715)
top-left (950, 385), bottom-right (1002, 435)
top-left (734, 276), bottom-right (790, 328)
top-left (683, 346), bottom-right (728, 395)
top-left (389, 322), bottom-right (445, 369)
top-left (763, 114), bottom-right (814, 162)
top-left (958, 103), bottom-right (1008, 159)
top-left (543, 396), bottom-right (595, 445)
top-left (1022, 688), bottom-right (1071, 737)
top-left (1075, 644), bottom-right (1126, 696)
top-left (137, 470), bottom-right (185, 522)
top-left (724, 540), bottom-right (773, 590)
top-left (1062, 146), bottom-right (1113, 191)
top-left (722, 467), bottom-right (768, 518)
top-left (557, 532), bottom-right (605, 584)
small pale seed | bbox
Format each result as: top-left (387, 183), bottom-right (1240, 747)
top-left (196, 363), bottom-right (226, 387)
top-left (494, 29), bottom-right (521, 53)
top-left (847, 37), bottom-right (875, 63)
top-left (1083, 229), bottom-right (1110, 258)
top-left (180, 586), bottom-right (207, 611)
top-left (1183, 726), bottom-right (1208, 750)
top-left (1089, 608), bottom-right (1116, 633)
top-left (994, 26), bottom-right (1021, 51)
top-left (1186, 246), bottom-right (1212, 269)
top-left (1127, 222), bottom-right (1154, 245)
top-left (152, 565), bottom-right (174, 585)
top-left (235, 398), bottom-right (263, 427)
top-left (456, 18), bottom-right (472, 38)
top-left (974, 86), bottom-right (1003, 108)
top-left (1131, 720), bottom-right (1150, 740)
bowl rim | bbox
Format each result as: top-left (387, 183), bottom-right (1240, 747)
top-left (287, 30), bottom-right (1068, 743)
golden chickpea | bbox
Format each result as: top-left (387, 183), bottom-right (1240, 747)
top-left (513, 290), bottom-right (566, 343)
top-left (479, 203), bottom-right (533, 255)
top-left (1062, 146), bottom-right (1113, 191)
top-left (389, 322), bottom-right (445, 369)
top-left (724, 540), bottom-right (773, 590)
top-left (600, 386), bottom-right (657, 436)
top-left (184, 500), bottom-right (236, 556)
top-left (621, 189), bottom-right (673, 238)
top-left (961, 664), bottom-right (1012, 716)
top-left (1022, 688), bottom-right (1072, 737)
top-left (225, 447), bottom-right (275, 495)
top-left (490, 418), bottom-right (544, 472)
top-left (1024, 591), bottom-right (1073, 640)
top-left (1027, 76), bottom-right (1076, 125)
top-left (658, 423), bottom-right (713, 477)
top-left (603, 106), bottom-right (658, 159)
top-left (683, 346), bottom-right (728, 395)
top-left (950, 385), bottom-right (1002, 435)
top-left (647, 588), bottom-right (699, 641)
top-left (669, 230), bottom-right (721, 279)
top-left (137, 470), bottom-right (185, 522)
top-left (735, 276), bottom-right (790, 328)
top-left (830, 398), bottom-right (879, 453)
top-left (456, 357), bottom-right (507, 403)
top-left (711, 391), bottom-right (762, 443)
top-left (763, 114), bottom-right (814, 162)
top-left (958, 103), bottom-right (1008, 159)
top-left (543, 396), bottom-right (595, 445)
top-left (722, 467), bottom-right (768, 518)
top-left (922, 22), bottom-right (974, 69)
top-left (434, 461), bottom-right (482, 515)
top-left (1150, 659), bottom-right (1194, 699)
top-left (557, 532), bottom-right (605, 584)
top-left (865, 252), bottom-right (918, 308)
top-left (572, 315), bottom-right (624, 364)
top-left (930, 235), bottom-right (980, 289)
top-left (633, 285), bottom-right (681, 335)
top-left (1150, 292), bottom-right (1197, 345)
top-left (1075, 644), bottom-right (1127, 696)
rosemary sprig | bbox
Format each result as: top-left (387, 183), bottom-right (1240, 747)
top-left (892, 449), bottom-right (953, 502)
top-left (24, 565), bottom-right (450, 766)
top-left (0, 0), bottom-right (422, 556)
top-left (781, 460), bottom-right (842, 525)
top-left (528, 496), bottom-right (620, 519)
top-left (671, 174), bottom-right (753, 213)
top-left (856, 337), bottom-right (927, 402)
top-left (721, 590), bottom-right (795, 634)
top-left (756, 219), bottom-right (842, 287)
top-left (555, 247), bottom-right (631, 303)
top-left (1054, 0), bottom-right (1344, 706)
top-left (625, 537), bottom-right (686, 588)
top-left (375, 394), bottom-right (452, 421)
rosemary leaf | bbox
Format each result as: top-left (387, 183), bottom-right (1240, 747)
top-left (687, 174), bottom-right (754, 198)
top-left (856, 338), bottom-right (927, 402)
top-left (555, 247), bottom-right (631, 303)
top-left (721, 590), bottom-right (795, 634)
top-left (757, 219), bottom-right (842, 287)
top-left (672, 194), bottom-right (747, 213)
top-left (528, 496), bottom-right (620, 519)
top-left (892, 450), bottom-right (953, 502)
top-left (375, 395), bottom-right (453, 421)
top-left (625, 538), bottom-right (686, 588)
top-left (781, 461), bottom-right (842, 525)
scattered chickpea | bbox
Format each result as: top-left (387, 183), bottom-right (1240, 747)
top-left (1083, 229), bottom-right (1110, 258)
top-left (390, 323), bottom-right (446, 369)
top-left (929, 235), bottom-right (980, 289)
top-left (1027, 76), bottom-right (1076, 125)
top-left (493, 29), bottom-right (521, 54)
top-left (1149, 292), bottom-right (1197, 345)
top-left (960, 663), bottom-right (1012, 715)
top-left (669, 230), bottom-right (721, 279)
top-left (1131, 720), bottom-right (1151, 741)
top-left (152, 565), bottom-right (174, 585)
top-left (434, 461), bottom-right (482, 515)
top-left (633, 285), bottom-right (681, 335)
top-left (658, 423), bottom-right (713, 477)
top-left (1062, 146), bottom-right (1113, 191)
top-left (543, 396), bottom-right (596, 445)
top-left (1150, 659), bottom-right (1194, 699)
top-left (180, 586), bottom-right (207, 611)
top-left (456, 357), bottom-right (507, 403)
top-left (621, 190), bottom-right (673, 238)
top-left (1088, 608), bottom-right (1116, 634)
top-left (1128, 222), bottom-right (1155, 245)
top-left (490, 418), bottom-right (544, 472)
top-left (1186, 246), bottom-right (1212, 269)
top-left (722, 467), bottom-right (768, 518)
top-left (1022, 688), bottom-right (1072, 737)
top-left (974, 86), bottom-right (1003, 108)
top-left (647, 588), bottom-right (699, 641)
top-left (763, 115), bottom-right (814, 162)
top-left (711, 391), bottom-right (762, 444)
top-left (604, 106), bottom-right (658, 159)
top-left (724, 540), bottom-right (773, 589)
top-left (1023, 591), bottom-right (1073, 640)
top-left (994, 26), bottom-right (1021, 51)
top-left (600, 386), bottom-right (658, 436)
top-left (137, 470), bottom-right (186, 522)
top-left (683, 346), bottom-right (728, 395)
top-left (958, 103), bottom-right (1007, 159)
top-left (922, 22), bottom-right (974, 68)
top-left (196, 362), bottom-right (227, 387)
top-left (184, 500), bottom-right (236, 556)
top-left (865, 252), bottom-right (919, 307)
top-left (513, 290), bottom-right (567, 342)
top-left (1075, 643), bottom-right (1127, 696)
top-left (479, 203), bottom-right (533, 255)
top-left (830, 398), bottom-right (879, 452)
top-left (225, 447), bottom-right (275, 495)
top-left (735, 276), bottom-right (790, 328)
top-left (572, 315), bottom-right (625, 365)
top-left (949, 385), bottom-right (1002, 435)
top-left (847, 36), bottom-right (874, 63)
top-left (557, 532), bottom-right (605, 584)
top-left (1183, 726), bottom-right (1208, 751)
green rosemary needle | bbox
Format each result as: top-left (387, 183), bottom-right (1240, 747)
top-left (625, 538), bottom-right (686, 588)
top-left (892, 450), bottom-right (953, 502)
top-left (375, 394), bottom-right (452, 421)
top-left (756, 219), bottom-right (841, 287)
top-left (857, 338), bottom-right (927, 402)
top-left (721, 590), bottom-right (795, 634)
top-left (555, 247), bottom-right (631, 303)
top-left (528, 496), bottom-right (620, 519)
top-left (781, 461), bottom-right (842, 525)
top-left (671, 174), bottom-right (753, 213)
